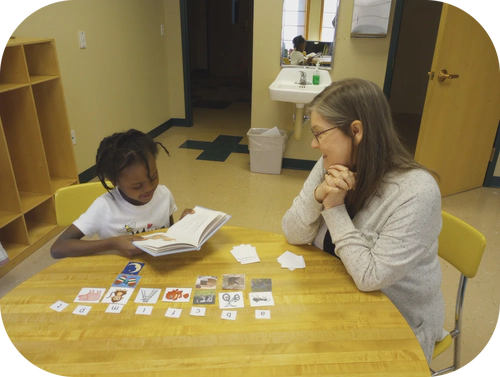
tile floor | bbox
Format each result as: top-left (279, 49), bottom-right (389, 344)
top-left (0, 100), bottom-right (498, 374)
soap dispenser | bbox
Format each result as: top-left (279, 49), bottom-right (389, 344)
top-left (313, 63), bottom-right (320, 85)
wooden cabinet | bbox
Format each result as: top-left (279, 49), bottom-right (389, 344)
top-left (0, 37), bottom-right (78, 277)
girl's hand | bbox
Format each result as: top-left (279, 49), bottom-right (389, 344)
top-left (315, 165), bottom-right (356, 209)
top-left (180, 208), bottom-right (195, 220)
top-left (111, 235), bottom-right (146, 257)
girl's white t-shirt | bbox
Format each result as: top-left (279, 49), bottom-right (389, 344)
top-left (73, 185), bottom-right (177, 239)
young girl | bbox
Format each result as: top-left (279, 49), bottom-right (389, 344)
top-left (51, 129), bottom-right (192, 259)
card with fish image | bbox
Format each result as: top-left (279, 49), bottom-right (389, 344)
top-left (162, 287), bottom-right (193, 302)
top-left (112, 273), bottom-right (141, 288)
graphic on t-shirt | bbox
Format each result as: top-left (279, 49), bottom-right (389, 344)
top-left (119, 222), bottom-right (137, 234)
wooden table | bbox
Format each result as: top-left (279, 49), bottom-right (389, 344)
top-left (0, 226), bottom-right (430, 376)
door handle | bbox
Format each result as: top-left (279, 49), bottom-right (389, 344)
top-left (438, 69), bottom-right (459, 82)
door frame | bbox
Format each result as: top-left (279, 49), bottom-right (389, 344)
top-left (483, 122), bottom-right (500, 187)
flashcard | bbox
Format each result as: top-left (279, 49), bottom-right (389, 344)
top-left (50, 301), bottom-right (69, 312)
top-left (165, 308), bottom-right (182, 318)
top-left (101, 287), bottom-right (135, 305)
top-left (73, 305), bottom-right (92, 315)
top-left (222, 274), bottom-right (245, 290)
top-left (255, 310), bottom-right (271, 319)
top-left (230, 244), bottom-right (260, 264)
top-left (136, 306), bottom-right (153, 315)
top-left (193, 289), bottom-right (216, 305)
top-left (74, 288), bottom-right (106, 303)
top-left (251, 278), bottom-right (272, 292)
top-left (219, 291), bottom-right (244, 309)
top-left (121, 261), bottom-right (145, 275)
top-left (221, 310), bottom-right (237, 320)
top-left (195, 275), bottom-right (218, 289)
top-left (190, 307), bottom-right (206, 317)
top-left (162, 288), bottom-right (192, 302)
top-left (112, 273), bottom-right (141, 288)
top-left (277, 251), bottom-right (306, 270)
top-left (249, 292), bottom-right (275, 307)
top-left (134, 288), bottom-right (161, 304)
top-left (105, 304), bottom-right (124, 314)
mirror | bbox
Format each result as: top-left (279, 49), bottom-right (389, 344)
top-left (281, 0), bottom-right (340, 69)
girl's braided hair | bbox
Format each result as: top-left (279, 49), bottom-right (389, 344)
top-left (95, 129), bottom-right (169, 193)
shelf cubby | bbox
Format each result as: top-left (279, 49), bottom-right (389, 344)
top-left (31, 79), bottom-right (78, 193)
top-left (25, 199), bottom-right (58, 244)
top-left (0, 38), bottom-right (78, 278)
top-left (0, 44), bottom-right (30, 93)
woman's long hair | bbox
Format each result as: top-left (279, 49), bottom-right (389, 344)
top-left (307, 78), bottom-right (435, 217)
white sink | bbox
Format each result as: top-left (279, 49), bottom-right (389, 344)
top-left (269, 67), bottom-right (331, 140)
top-left (269, 67), bottom-right (331, 104)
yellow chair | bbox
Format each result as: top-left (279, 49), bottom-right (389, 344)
top-left (431, 211), bottom-right (486, 376)
top-left (54, 181), bottom-right (111, 227)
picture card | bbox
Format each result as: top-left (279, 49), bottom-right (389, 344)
top-left (195, 275), bottom-right (218, 289)
top-left (193, 289), bottom-right (216, 305)
top-left (249, 292), bottom-right (275, 307)
top-left (112, 273), bottom-right (141, 288)
top-left (134, 288), bottom-right (161, 304)
top-left (162, 288), bottom-right (192, 302)
top-left (74, 288), bottom-right (106, 303)
top-left (222, 274), bottom-right (245, 290)
top-left (251, 278), bottom-right (272, 292)
top-left (121, 261), bottom-right (145, 275)
top-left (101, 287), bottom-right (135, 305)
top-left (219, 291), bottom-right (244, 309)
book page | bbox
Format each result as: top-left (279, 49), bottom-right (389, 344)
top-left (166, 206), bottom-right (222, 246)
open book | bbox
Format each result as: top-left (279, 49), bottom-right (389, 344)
top-left (132, 206), bottom-right (231, 256)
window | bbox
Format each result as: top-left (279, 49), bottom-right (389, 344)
top-left (321, 0), bottom-right (338, 42)
top-left (282, 0), bottom-right (307, 51)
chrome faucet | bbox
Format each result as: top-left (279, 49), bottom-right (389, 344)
top-left (299, 71), bottom-right (307, 85)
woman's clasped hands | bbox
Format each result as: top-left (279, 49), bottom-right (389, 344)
top-left (314, 164), bottom-right (356, 209)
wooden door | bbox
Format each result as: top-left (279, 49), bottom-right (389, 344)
top-left (414, 4), bottom-right (500, 196)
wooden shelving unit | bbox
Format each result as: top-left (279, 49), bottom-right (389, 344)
top-left (0, 37), bottom-right (78, 277)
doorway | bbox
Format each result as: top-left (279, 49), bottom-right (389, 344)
top-left (186, 0), bottom-right (253, 113)
top-left (385, 0), bottom-right (442, 155)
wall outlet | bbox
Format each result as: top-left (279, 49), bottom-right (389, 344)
top-left (78, 31), bottom-right (87, 49)
top-left (71, 130), bottom-right (76, 145)
top-left (160, 24), bottom-right (165, 36)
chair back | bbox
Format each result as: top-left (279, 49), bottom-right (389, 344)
top-left (54, 182), bottom-right (110, 227)
top-left (438, 211), bottom-right (486, 279)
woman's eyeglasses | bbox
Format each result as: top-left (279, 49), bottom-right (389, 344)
top-left (311, 127), bottom-right (338, 142)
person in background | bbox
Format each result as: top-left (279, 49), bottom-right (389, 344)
top-left (51, 129), bottom-right (193, 259)
top-left (289, 35), bottom-right (314, 65)
top-left (282, 78), bottom-right (447, 364)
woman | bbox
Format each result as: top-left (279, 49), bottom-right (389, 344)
top-left (289, 35), bottom-right (314, 65)
top-left (282, 78), bottom-right (447, 364)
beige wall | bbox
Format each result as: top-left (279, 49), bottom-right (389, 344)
top-left (7, 0), bottom-right (398, 171)
top-left (12, 0), bottom-right (183, 175)
top-left (251, 0), bottom-right (396, 161)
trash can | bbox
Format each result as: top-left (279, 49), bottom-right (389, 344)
top-left (247, 127), bottom-right (288, 174)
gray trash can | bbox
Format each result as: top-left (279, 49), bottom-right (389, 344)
top-left (247, 128), bottom-right (288, 174)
